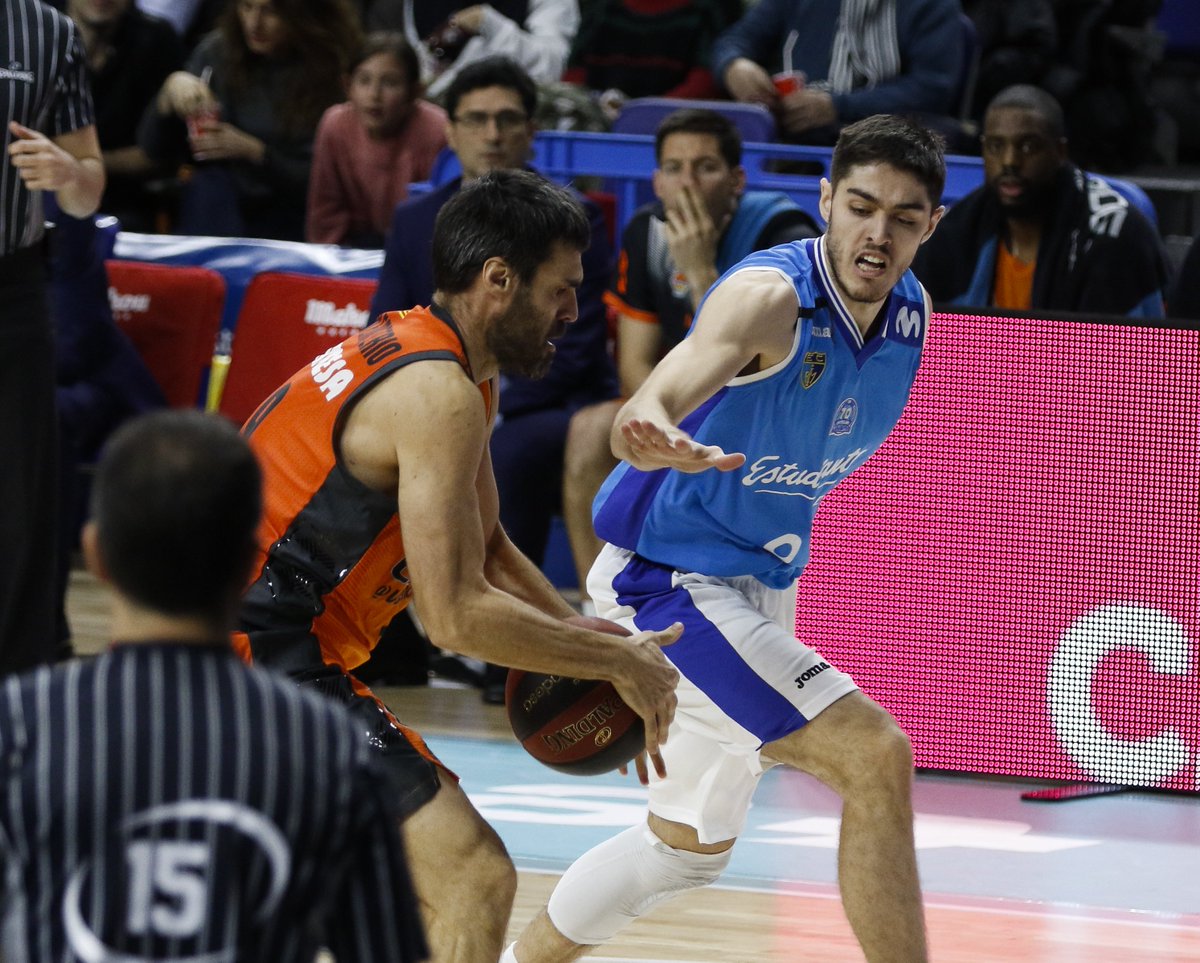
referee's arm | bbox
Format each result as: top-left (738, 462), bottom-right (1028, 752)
top-left (6, 121), bottom-right (104, 218)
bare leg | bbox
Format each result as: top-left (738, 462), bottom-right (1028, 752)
top-left (510, 909), bottom-right (587, 963)
top-left (561, 400), bottom-right (621, 603)
top-left (511, 815), bottom-right (733, 963)
top-left (766, 691), bottom-right (928, 963)
top-left (403, 770), bottom-right (517, 962)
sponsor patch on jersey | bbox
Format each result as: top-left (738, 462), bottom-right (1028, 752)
top-left (0, 64), bottom-right (34, 84)
top-left (670, 271), bottom-right (690, 299)
top-left (829, 397), bottom-right (858, 436)
top-left (891, 298), bottom-right (926, 345)
top-left (800, 351), bottom-right (826, 389)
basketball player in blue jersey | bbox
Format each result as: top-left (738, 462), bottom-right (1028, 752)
top-left (504, 115), bottom-right (946, 963)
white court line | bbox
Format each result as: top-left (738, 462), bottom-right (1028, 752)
top-left (514, 863), bottom-right (1200, 932)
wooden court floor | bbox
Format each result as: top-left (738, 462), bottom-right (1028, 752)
top-left (67, 568), bottom-right (1200, 962)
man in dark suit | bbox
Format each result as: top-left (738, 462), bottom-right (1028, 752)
top-left (371, 56), bottom-right (616, 702)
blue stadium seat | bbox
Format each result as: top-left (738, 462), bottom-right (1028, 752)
top-left (613, 97), bottom-right (777, 144)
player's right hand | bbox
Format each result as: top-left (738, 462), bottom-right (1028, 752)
top-left (612, 622), bottom-right (683, 767)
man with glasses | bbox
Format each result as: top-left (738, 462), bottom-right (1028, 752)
top-left (913, 84), bottom-right (1167, 317)
top-left (370, 57), bottom-right (617, 702)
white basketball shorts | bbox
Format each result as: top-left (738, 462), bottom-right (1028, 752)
top-left (589, 543), bottom-right (859, 843)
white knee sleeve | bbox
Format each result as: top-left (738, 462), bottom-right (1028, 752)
top-left (547, 824), bottom-right (732, 945)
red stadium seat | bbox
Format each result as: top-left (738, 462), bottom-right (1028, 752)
top-left (218, 271), bottom-right (379, 427)
top-left (105, 260), bottom-right (227, 408)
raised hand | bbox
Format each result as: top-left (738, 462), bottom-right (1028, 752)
top-left (619, 417), bottom-right (746, 474)
top-left (663, 184), bottom-right (723, 284)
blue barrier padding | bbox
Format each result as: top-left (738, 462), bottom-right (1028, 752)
top-left (411, 131), bottom-right (986, 237)
top-left (113, 131), bottom-right (985, 335)
top-left (532, 131), bottom-right (984, 229)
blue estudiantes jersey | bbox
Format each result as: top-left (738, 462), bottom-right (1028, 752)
top-left (593, 235), bottom-right (928, 589)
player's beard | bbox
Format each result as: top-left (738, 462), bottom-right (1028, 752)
top-left (487, 286), bottom-right (555, 379)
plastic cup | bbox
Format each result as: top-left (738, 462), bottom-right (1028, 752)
top-left (187, 105), bottom-right (221, 142)
top-left (772, 71), bottom-right (806, 96)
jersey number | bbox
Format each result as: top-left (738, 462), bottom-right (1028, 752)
top-left (126, 840), bottom-right (210, 938)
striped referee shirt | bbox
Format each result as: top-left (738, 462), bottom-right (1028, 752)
top-left (0, 642), bottom-right (427, 962)
top-left (0, 0), bottom-right (94, 254)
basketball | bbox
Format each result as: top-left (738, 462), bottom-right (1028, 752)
top-left (505, 616), bottom-right (645, 776)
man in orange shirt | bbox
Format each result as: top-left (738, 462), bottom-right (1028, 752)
top-left (236, 169), bottom-right (681, 963)
top-left (913, 84), bottom-right (1167, 317)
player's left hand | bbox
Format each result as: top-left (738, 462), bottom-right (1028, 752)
top-left (619, 750), bottom-right (663, 785)
top-left (7, 122), bottom-right (79, 192)
top-left (620, 417), bottom-right (746, 474)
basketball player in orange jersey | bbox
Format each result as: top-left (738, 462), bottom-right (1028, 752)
top-left (234, 168), bottom-right (682, 963)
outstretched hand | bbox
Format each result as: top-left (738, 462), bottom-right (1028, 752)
top-left (620, 418), bottom-right (746, 474)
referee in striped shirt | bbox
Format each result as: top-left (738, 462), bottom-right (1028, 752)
top-left (0, 411), bottom-right (427, 962)
top-left (1, 0), bottom-right (104, 674)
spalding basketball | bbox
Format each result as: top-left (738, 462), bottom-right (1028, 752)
top-left (505, 616), bottom-right (645, 776)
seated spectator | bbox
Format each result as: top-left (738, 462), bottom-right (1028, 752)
top-left (563, 0), bottom-right (738, 104)
top-left (140, 0), bottom-right (361, 240)
top-left (365, 1), bottom-right (580, 99)
top-left (712, 0), bottom-right (962, 144)
top-left (62, 0), bottom-right (184, 232)
top-left (962, 0), bottom-right (1057, 124)
top-left (912, 84), bottom-right (1168, 317)
top-left (562, 107), bottom-right (819, 608)
top-left (306, 32), bottom-right (448, 247)
top-left (1041, 0), bottom-right (1164, 172)
top-left (370, 56), bottom-right (617, 702)
top-left (46, 201), bottom-right (165, 658)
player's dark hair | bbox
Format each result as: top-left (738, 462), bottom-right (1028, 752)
top-left (90, 411), bottom-right (262, 622)
top-left (985, 84), bottom-right (1066, 141)
top-left (655, 109), bottom-right (742, 168)
top-left (442, 55), bottom-right (538, 120)
top-left (352, 31), bottom-right (420, 89)
top-left (831, 114), bottom-right (946, 207)
top-left (432, 169), bottom-right (590, 292)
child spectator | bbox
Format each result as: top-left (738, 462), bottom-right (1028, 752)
top-left (306, 33), bottom-right (448, 247)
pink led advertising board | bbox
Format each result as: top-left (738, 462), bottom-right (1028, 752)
top-left (795, 311), bottom-right (1200, 792)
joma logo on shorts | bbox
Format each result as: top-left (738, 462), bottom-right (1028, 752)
top-left (794, 661), bottom-right (830, 689)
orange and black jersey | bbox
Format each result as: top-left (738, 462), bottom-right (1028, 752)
top-left (235, 304), bottom-right (495, 674)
